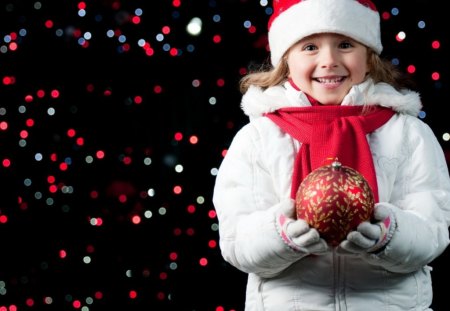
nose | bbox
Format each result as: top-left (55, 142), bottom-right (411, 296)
top-left (319, 47), bottom-right (339, 68)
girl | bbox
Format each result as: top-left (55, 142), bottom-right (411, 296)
top-left (213, 0), bottom-right (450, 310)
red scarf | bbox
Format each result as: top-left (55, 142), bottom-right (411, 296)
top-left (265, 105), bottom-right (395, 202)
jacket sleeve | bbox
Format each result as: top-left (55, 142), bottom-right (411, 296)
top-left (362, 117), bottom-right (450, 272)
top-left (212, 122), bottom-right (309, 278)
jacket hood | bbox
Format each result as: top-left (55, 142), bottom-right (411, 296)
top-left (241, 79), bottom-right (422, 120)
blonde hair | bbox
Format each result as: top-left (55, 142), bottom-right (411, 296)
top-left (239, 49), bottom-right (414, 94)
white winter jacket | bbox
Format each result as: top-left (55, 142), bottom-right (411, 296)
top-left (213, 79), bottom-right (450, 310)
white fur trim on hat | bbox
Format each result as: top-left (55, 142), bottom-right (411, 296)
top-left (268, 0), bottom-right (382, 66)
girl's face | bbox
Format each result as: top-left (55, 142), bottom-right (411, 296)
top-left (286, 33), bottom-right (369, 105)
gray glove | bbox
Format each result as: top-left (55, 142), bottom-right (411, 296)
top-left (275, 199), bottom-right (329, 255)
top-left (337, 202), bottom-right (397, 255)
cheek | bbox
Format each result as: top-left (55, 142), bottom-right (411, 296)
top-left (351, 59), bottom-right (369, 81)
top-left (289, 71), bottom-right (308, 89)
top-left (288, 63), bottom-right (311, 81)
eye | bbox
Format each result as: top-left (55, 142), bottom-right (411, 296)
top-left (303, 44), bottom-right (317, 51)
top-left (339, 41), bottom-right (354, 49)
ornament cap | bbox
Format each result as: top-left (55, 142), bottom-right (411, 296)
top-left (331, 158), bottom-right (342, 170)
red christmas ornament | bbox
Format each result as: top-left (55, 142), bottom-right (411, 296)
top-left (295, 159), bottom-right (375, 247)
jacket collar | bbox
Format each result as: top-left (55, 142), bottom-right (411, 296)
top-left (241, 78), bottom-right (422, 120)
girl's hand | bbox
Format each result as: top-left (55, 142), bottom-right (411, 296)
top-left (337, 203), bottom-right (396, 254)
top-left (276, 199), bottom-right (329, 255)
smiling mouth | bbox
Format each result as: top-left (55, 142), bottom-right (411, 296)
top-left (315, 77), bottom-right (346, 83)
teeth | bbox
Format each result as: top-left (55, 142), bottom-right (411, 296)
top-left (317, 78), bottom-right (342, 83)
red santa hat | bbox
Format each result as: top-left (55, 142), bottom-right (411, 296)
top-left (268, 0), bottom-right (382, 66)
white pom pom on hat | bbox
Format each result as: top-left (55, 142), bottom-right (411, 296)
top-left (268, 0), bottom-right (382, 67)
